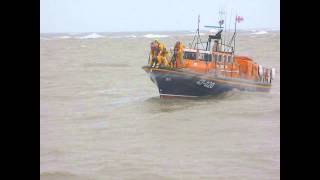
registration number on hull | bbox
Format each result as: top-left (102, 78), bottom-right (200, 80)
top-left (196, 79), bottom-right (215, 88)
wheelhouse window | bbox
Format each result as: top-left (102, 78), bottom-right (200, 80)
top-left (183, 52), bottom-right (212, 61)
top-left (183, 51), bottom-right (196, 60)
top-left (198, 53), bottom-right (212, 61)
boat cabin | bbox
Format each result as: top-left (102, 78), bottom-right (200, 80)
top-left (181, 48), bottom-right (265, 81)
top-left (183, 48), bottom-right (212, 61)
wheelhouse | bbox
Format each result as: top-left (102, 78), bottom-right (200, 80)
top-left (183, 48), bottom-right (212, 61)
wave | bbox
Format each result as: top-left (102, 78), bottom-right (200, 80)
top-left (109, 34), bottom-right (137, 39)
top-left (57, 36), bottom-right (71, 39)
top-left (78, 33), bottom-right (105, 39)
top-left (185, 32), bottom-right (205, 36)
top-left (125, 34), bottom-right (137, 38)
top-left (251, 30), bottom-right (268, 35)
top-left (143, 34), bottom-right (169, 38)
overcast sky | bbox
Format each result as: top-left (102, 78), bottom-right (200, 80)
top-left (40, 0), bottom-right (280, 33)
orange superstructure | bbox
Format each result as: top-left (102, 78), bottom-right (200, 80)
top-left (180, 48), bottom-right (272, 83)
top-left (143, 15), bottom-right (275, 98)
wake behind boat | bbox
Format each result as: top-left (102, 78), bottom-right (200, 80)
top-left (143, 15), bottom-right (275, 98)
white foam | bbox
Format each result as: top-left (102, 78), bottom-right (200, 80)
top-left (143, 34), bottom-right (169, 38)
top-left (78, 33), bottom-right (105, 39)
top-left (251, 31), bottom-right (268, 35)
top-left (125, 35), bottom-right (137, 38)
top-left (185, 32), bottom-right (205, 36)
top-left (57, 36), bottom-right (71, 39)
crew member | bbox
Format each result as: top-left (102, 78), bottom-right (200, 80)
top-left (159, 47), bottom-right (169, 67)
top-left (171, 41), bottom-right (184, 68)
top-left (149, 40), bottom-right (162, 67)
top-left (154, 40), bottom-right (167, 68)
top-left (149, 41), bottom-right (158, 67)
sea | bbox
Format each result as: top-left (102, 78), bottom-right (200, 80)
top-left (40, 30), bottom-right (280, 180)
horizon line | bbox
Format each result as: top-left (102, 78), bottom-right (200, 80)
top-left (40, 27), bottom-right (280, 34)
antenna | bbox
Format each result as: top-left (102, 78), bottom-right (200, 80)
top-left (191, 15), bottom-right (205, 50)
top-left (226, 14), bottom-right (237, 54)
top-left (224, 10), bottom-right (227, 52)
top-left (233, 14), bottom-right (244, 54)
top-left (234, 14), bottom-right (237, 54)
top-left (227, 9), bottom-right (233, 51)
top-left (218, 9), bottom-right (225, 51)
top-left (196, 15), bottom-right (200, 59)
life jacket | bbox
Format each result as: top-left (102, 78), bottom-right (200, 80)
top-left (161, 48), bottom-right (168, 56)
top-left (150, 42), bottom-right (159, 56)
top-left (158, 43), bottom-right (164, 53)
top-left (174, 43), bottom-right (180, 51)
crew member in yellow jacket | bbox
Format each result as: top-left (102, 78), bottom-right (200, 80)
top-left (171, 41), bottom-right (184, 68)
top-left (158, 47), bottom-right (170, 67)
top-left (149, 41), bottom-right (158, 67)
top-left (149, 40), bottom-right (169, 68)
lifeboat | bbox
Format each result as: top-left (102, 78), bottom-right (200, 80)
top-left (142, 15), bottom-right (275, 98)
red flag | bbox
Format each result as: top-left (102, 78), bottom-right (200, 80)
top-left (236, 16), bottom-right (244, 23)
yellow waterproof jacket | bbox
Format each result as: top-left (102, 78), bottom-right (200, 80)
top-left (158, 43), bottom-right (164, 53)
top-left (176, 43), bottom-right (184, 67)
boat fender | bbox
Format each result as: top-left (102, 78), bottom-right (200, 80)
top-left (271, 68), bottom-right (276, 80)
top-left (266, 68), bottom-right (271, 83)
top-left (258, 65), bottom-right (263, 78)
top-left (262, 67), bottom-right (267, 82)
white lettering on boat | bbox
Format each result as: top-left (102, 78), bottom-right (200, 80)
top-left (165, 77), bottom-right (172, 81)
top-left (196, 79), bottom-right (215, 88)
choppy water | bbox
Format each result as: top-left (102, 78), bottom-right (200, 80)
top-left (40, 31), bottom-right (280, 180)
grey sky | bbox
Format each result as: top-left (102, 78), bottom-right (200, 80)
top-left (40, 0), bottom-right (280, 33)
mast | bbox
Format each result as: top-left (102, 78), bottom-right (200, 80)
top-left (219, 9), bottom-right (223, 51)
top-left (227, 10), bottom-right (232, 52)
top-left (233, 15), bottom-right (243, 54)
top-left (234, 14), bottom-right (237, 54)
top-left (191, 15), bottom-right (205, 50)
top-left (223, 11), bottom-right (227, 52)
top-left (196, 15), bottom-right (199, 59)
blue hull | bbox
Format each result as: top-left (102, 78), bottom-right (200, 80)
top-left (143, 67), bottom-right (271, 98)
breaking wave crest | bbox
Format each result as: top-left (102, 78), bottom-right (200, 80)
top-left (251, 31), bottom-right (268, 35)
top-left (143, 34), bottom-right (169, 38)
top-left (185, 32), bottom-right (205, 36)
top-left (57, 36), bottom-right (71, 39)
top-left (78, 33), bottom-right (105, 39)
